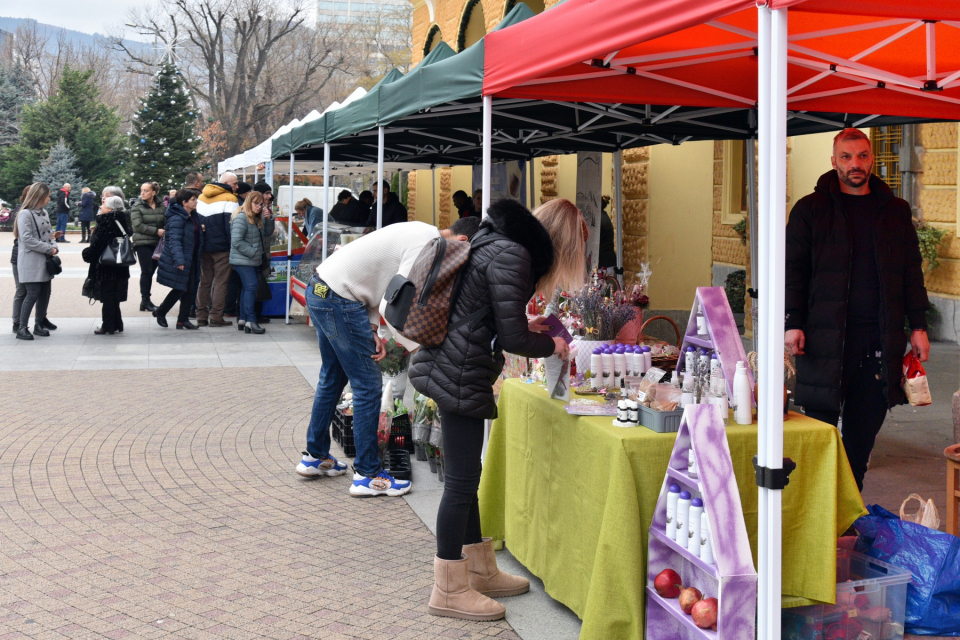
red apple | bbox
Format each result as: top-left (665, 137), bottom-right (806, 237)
top-left (679, 587), bottom-right (702, 614)
top-left (692, 597), bottom-right (719, 629)
top-left (654, 569), bottom-right (683, 598)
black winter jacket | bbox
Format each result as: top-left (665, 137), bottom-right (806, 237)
top-left (81, 211), bottom-right (132, 297)
top-left (785, 171), bottom-right (928, 412)
top-left (409, 199), bottom-right (557, 419)
top-left (79, 192), bottom-right (97, 222)
top-left (157, 204), bottom-right (204, 292)
top-left (55, 189), bottom-right (70, 214)
top-left (364, 193), bottom-right (408, 228)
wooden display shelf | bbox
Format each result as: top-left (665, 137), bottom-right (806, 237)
top-left (645, 404), bottom-right (757, 640)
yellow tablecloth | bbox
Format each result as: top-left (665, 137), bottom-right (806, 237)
top-left (478, 379), bottom-right (867, 640)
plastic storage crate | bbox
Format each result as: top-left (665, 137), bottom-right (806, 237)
top-left (333, 408), bottom-right (356, 457)
top-left (383, 450), bottom-right (411, 480)
top-left (638, 404), bottom-right (683, 433)
top-left (389, 414), bottom-right (415, 453)
top-left (782, 549), bottom-right (912, 640)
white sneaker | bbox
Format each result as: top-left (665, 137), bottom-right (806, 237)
top-left (296, 452), bottom-right (349, 478)
top-left (349, 470), bottom-right (412, 497)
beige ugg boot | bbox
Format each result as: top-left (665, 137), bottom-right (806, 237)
top-left (463, 538), bottom-right (530, 598)
top-left (428, 555), bottom-right (506, 621)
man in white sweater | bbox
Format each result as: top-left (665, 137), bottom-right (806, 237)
top-left (297, 216), bottom-right (482, 497)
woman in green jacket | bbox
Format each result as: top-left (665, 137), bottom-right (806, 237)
top-left (129, 182), bottom-right (165, 312)
top-left (230, 192), bottom-right (266, 335)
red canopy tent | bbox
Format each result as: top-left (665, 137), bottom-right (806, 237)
top-left (477, 2), bottom-right (960, 639)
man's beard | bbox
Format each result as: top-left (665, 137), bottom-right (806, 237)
top-left (839, 165), bottom-right (871, 188)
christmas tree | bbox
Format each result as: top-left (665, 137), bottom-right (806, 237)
top-left (32, 139), bottom-right (85, 218)
top-left (124, 61), bottom-right (202, 194)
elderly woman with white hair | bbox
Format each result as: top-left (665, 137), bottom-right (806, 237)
top-left (82, 191), bottom-right (133, 335)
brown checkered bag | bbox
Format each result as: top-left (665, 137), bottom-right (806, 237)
top-left (384, 235), bottom-right (489, 347)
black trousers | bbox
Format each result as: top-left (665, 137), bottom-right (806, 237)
top-left (135, 245), bottom-right (158, 301)
top-left (225, 269), bottom-right (241, 315)
top-left (436, 409), bottom-right (485, 560)
top-left (804, 329), bottom-right (888, 492)
top-left (19, 281), bottom-right (51, 328)
top-left (80, 221), bottom-right (91, 240)
top-left (99, 278), bottom-right (127, 333)
top-left (157, 267), bottom-right (198, 324)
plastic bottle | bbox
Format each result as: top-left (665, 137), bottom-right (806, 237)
top-left (684, 346), bottom-right (695, 375)
top-left (675, 490), bottom-right (692, 549)
top-left (700, 512), bottom-right (714, 564)
top-left (681, 372), bottom-right (695, 408)
top-left (709, 368), bottom-right (730, 425)
top-left (590, 348), bottom-right (602, 389)
top-left (699, 350), bottom-right (710, 371)
top-left (636, 346), bottom-right (646, 375)
top-left (628, 399), bottom-right (639, 425)
top-left (696, 304), bottom-right (707, 336)
top-left (688, 498), bottom-right (704, 557)
top-left (734, 361), bottom-right (753, 425)
top-left (616, 398), bottom-right (629, 424)
top-left (666, 484), bottom-right (681, 541)
top-left (687, 448), bottom-right (698, 479)
top-left (643, 346), bottom-right (652, 371)
top-left (602, 347), bottom-right (613, 388)
top-left (613, 346), bottom-right (626, 389)
top-left (710, 352), bottom-right (720, 375)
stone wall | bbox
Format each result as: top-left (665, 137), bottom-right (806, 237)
top-left (406, 171), bottom-right (417, 221)
top-left (621, 146), bottom-right (649, 286)
top-left (438, 167), bottom-right (452, 229)
top-left (710, 140), bottom-right (753, 332)
top-left (918, 123), bottom-right (960, 299)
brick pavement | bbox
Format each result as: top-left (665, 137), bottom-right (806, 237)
top-left (0, 367), bottom-right (520, 639)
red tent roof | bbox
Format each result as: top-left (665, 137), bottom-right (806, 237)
top-left (483, 0), bottom-right (960, 120)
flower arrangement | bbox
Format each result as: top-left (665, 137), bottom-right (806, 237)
top-left (379, 338), bottom-right (410, 376)
top-left (568, 286), bottom-right (637, 340)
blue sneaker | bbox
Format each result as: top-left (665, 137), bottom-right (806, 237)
top-left (349, 470), bottom-right (412, 497)
top-left (296, 452), bottom-right (348, 478)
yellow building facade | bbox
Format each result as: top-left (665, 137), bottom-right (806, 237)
top-left (406, 0), bottom-right (960, 342)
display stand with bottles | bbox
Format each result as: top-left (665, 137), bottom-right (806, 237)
top-left (682, 287), bottom-right (754, 405)
top-left (645, 404), bottom-right (757, 639)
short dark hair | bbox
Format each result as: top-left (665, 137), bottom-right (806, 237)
top-left (378, 180), bottom-right (390, 194)
top-left (359, 190), bottom-right (374, 203)
top-left (337, 189), bottom-right (352, 201)
top-left (452, 190), bottom-right (468, 200)
top-left (175, 188), bottom-right (202, 206)
top-left (185, 172), bottom-right (204, 188)
top-left (449, 215), bottom-right (481, 239)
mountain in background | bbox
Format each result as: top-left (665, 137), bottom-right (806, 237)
top-left (0, 17), bottom-right (149, 53)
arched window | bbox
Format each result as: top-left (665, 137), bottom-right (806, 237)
top-left (457, 0), bottom-right (486, 51)
top-left (423, 24), bottom-right (442, 57)
top-left (504, 0), bottom-right (545, 15)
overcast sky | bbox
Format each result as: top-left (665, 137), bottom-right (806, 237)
top-left (4, 0), bottom-right (157, 41)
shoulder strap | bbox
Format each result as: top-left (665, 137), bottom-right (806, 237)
top-left (114, 219), bottom-right (128, 237)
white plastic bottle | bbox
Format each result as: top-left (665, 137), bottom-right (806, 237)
top-left (613, 347), bottom-right (626, 389)
top-left (684, 346), bottom-right (695, 375)
top-left (734, 361), bottom-right (753, 425)
top-left (590, 348), bottom-right (602, 389)
top-left (696, 304), bottom-right (707, 336)
top-left (666, 484), bottom-right (681, 541)
top-left (636, 346), bottom-right (647, 375)
top-left (602, 347), bottom-right (613, 388)
top-left (643, 346), bottom-right (652, 371)
top-left (675, 490), bottom-right (692, 549)
top-left (681, 372), bottom-right (695, 408)
top-left (709, 369), bottom-right (730, 426)
top-left (628, 399), bottom-right (639, 425)
top-left (700, 511), bottom-right (714, 564)
top-left (710, 352), bottom-right (720, 375)
top-left (688, 498), bottom-right (704, 557)
top-left (687, 448), bottom-right (698, 478)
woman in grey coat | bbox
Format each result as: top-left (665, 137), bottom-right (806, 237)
top-left (15, 182), bottom-right (61, 341)
top-left (229, 192), bottom-right (266, 335)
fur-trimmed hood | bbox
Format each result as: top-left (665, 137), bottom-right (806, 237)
top-left (480, 198), bottom-right (554, 285)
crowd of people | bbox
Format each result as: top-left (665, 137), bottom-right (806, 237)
top-left (8, 171), bottom-right (277, 338)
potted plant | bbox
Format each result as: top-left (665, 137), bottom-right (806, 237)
top-left (724, 269), bottom-right (746, 333)
top-left (379, 338), bottom-right (410, 399)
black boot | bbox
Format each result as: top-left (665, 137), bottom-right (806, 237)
top-left (39, 318), bottom-right (57, 330)
top-left (11, 321), bottom-right (19, 334)
top-left (153, 310), bottom-right (168, 328)
top-left (33, 324), bottom-right (50, 337)
top-left (16, 327), bottom-right (34, 340)
top-left (244, 322), bottom-right (265, 335)
top-left (177, 320), bottom-right (199, 330)
top-left (140, 298), bottom-right (158, 312)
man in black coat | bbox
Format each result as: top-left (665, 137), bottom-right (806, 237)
top-left (452, 190), bottom-right (476, 218)
top-left (364, 181), bottom-right (408, 228)
top-left (785, 128), bottom-right (929, 491)
top-left (55, 183), bottom-right (71, 242)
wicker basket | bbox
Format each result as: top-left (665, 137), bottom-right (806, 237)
top-left (636, 315), bottom-right (681, 371)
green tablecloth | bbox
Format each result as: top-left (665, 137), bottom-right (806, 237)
top-left (478, 379), bottom-right (867, 640)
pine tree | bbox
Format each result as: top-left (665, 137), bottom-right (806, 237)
top-left (124, 61), bottom-right (202, 194)
top-left (32, 140), bottom-right (85, 218)
top-left (0, 64), bottom-right (36, 147)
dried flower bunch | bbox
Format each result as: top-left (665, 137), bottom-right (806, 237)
top-left (569, 286), bottom-right (637, 340)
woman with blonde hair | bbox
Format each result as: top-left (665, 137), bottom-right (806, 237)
top-left (229, 191), bottom-right (266, 334)
top-left (294, 198), bottom-right (323, 236)
top-left (410, 197), bottom-right (586, 622)
top-left (15, 182), bottom-right (62, 340)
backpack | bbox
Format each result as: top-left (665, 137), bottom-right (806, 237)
top-left (383, 230), bottom-right (494, 347)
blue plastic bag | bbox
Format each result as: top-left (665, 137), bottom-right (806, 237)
top-left (855, 504), bottom-right (960, 636)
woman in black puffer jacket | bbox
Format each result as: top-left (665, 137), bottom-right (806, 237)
top-left (82, 195), bottom-right (132, 335)
top-left (155, 188), bottom-right (204, 330)
top-left (410, 198), bottom-right (585, 622)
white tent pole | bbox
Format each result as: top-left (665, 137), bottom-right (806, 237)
top-left (377, 126), bottom-right (385, 229)
top-left (431, 166), bottom-right (437, 227)
top-left (613, 149), bottom-right (624, 287)
top-left (322, 142), bottom-right (330, 261)
top-left (481, 96), bottom-right (492, 218)
top-left (286, 154), bottom-right (295, 326)
top-left (758, 6), bottom-right (788, 640)
top-left (254, 166), bottom-right (258, 184)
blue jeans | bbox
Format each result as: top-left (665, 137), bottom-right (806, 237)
top-left (305, 276), bottom-right (382, 477)
top-left (234, 265), bottom-right (259, 323)
top-left (56, 213), bottom-right (68, 235)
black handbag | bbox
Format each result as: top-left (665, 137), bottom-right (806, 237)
top-left (81, 277), bottom-right (99, 303)
top-left (100, 219), bottom-right (137, 266)
top-left (28, 213), bottom-right (62, 277)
